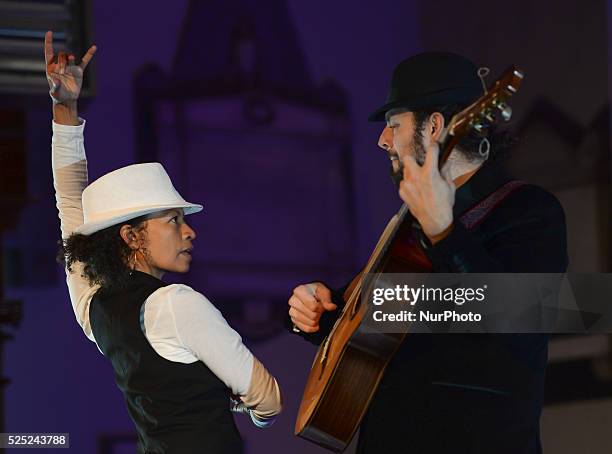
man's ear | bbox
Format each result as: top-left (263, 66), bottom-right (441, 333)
top-left (430, 112), bottom-right (446, 141)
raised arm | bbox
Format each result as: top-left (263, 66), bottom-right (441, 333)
top-left (47, 31), bottom-right (100, 341)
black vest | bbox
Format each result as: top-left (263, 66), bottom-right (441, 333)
top-left (89, 271), bottom-right (243, 454)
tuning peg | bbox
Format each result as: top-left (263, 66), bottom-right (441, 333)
top-left (498, 103), bottom-right (512, 121)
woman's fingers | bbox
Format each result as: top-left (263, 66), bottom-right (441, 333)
top-left (68, 54), bottom-right (75, 66)
top-left (58, 51), bottom-right (66, 74)
top-left (49, 77), bottom-right (61, 94)
top-left (79, 45), bottom-right (97, 70)
top-left (44, 31), bottom-right (54, 66)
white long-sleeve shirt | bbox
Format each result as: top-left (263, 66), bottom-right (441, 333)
top-left (52, 119), bottom-right (281, 421)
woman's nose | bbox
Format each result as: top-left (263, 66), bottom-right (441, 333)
top-left (184, 223), bottom-right (196, 240)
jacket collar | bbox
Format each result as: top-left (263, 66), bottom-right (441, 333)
top-left (453, 158), bottom-right (513, 217)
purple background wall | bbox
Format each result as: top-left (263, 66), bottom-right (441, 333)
top-left (3, 0), bottom-right (612, 453)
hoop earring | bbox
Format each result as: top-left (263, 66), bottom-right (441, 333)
top-left (130, 250), bottom-right (137, 275)
top-left (478, 137), bottom-right (491, 160)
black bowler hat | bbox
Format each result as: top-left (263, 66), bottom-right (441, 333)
top-left (368, 52), bottom-right (483, 122)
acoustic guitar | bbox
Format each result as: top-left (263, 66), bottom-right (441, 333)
top-left (294, 66), bottom-right (525, 452)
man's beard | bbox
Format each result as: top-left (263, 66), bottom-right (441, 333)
top-left (390, 137), bottom-right (427, 188)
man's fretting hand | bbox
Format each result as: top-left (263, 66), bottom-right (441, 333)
top-left (399, 140), bottom-right (456, 240)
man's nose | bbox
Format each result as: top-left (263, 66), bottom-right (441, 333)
top-left (378, 126), bottom-right (392, 151)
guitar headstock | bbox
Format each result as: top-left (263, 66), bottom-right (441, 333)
top-left (446, 66), bottom-right (524, 139)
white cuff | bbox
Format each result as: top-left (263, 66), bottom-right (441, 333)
top-left (52, 118), bottom-right (86, 134)
top-left (52, 118), bottom-right (87, 168)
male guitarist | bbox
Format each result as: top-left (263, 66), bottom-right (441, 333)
top-left (287, 52), bottom-right (567, 453)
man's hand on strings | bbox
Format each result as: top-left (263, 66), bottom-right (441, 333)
top-left (45, 30), bottom-right (97, 104)
top-left (399, 140), bottom-right (456, 240)
top-left (288, 283), bottom-right (337, 333)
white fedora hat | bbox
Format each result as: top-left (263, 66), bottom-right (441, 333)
top-left (75, 162), bottom-right (203, 236)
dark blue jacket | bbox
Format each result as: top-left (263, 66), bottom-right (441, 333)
top-left (290, 159), bottom-right (568, 454)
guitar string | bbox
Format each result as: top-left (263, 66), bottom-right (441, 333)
top-left (319, 204), bottom-right (409, 364)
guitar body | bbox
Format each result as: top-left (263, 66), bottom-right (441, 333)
top-left (295, 305), bottom-right (405, 451)
top-left (295, 223), bottom-right (432, 451)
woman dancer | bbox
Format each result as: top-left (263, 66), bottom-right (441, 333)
top-left (47, 31), bottom-right (281, 453)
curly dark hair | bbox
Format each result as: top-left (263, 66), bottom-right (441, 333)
top-left (57, 214), bottom-right (149, 294)
top-left (391, 104), bottom-right (518, 161)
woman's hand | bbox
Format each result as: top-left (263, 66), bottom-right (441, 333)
top-left (44, 30), bottom-right (96, 105)
top-left (45, 31), bottom-right (96, 125)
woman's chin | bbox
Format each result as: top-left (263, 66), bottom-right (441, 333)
top-left (179, 262), bottom-right (191, 273)
top-left (162, 263), bottom-right (191, 274)
top-left (173, 264), bottom-right (190, 273)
